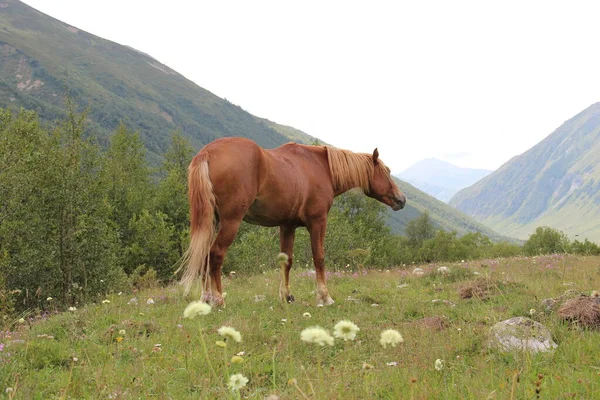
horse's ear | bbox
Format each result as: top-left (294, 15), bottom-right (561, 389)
top-left (372, 148), bottom-right (379, 165)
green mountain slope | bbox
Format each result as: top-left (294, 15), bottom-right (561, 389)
top-left (0, 0), bottom-right (318, 164)
top-left (0, 0), bottom-right (505, 240)
top-left (450, 102), bottom-right (600, 241)
top-left (389, 178), bottom-right (506, 241)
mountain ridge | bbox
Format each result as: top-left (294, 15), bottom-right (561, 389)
top-left (450, 102), bottom-right (600, 241)
top-left (396, 158), bottom-right (492, 203)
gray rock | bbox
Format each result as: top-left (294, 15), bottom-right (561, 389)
top-left (488, 317), bottom-right (557, 353)
top-left (541, 289), bottom-right (582, 312)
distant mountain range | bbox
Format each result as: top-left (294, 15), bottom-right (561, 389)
top-left (0, 0), bottom-right (506, 240)
top-left (395, 159), bottom-right (492, 203)
top-left (451, 102), bottom-right (600, 242)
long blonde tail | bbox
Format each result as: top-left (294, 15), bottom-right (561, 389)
top-left (178, 155), bottom-right (216, 295)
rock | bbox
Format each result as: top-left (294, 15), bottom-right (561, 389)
top-left (541, 289), bottom-right (583, 312)
top-left (431, 299), bottom-right (456, 307)
top-left (412, 268), bottom-right (425, 276)
top-left (437, 266), bottom-right (451, 274)
top-left (488, 317), bottom-right (557, 353)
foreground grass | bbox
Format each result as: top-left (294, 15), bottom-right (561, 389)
top-left (2, 255), bottom-right (600, 399)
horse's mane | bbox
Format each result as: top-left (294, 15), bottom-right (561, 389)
top-left (324, 146), bottom-right (376, 192)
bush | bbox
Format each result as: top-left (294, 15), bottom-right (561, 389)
top-left (523, 226), bottom-right (570, 256)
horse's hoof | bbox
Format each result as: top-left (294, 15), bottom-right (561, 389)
top-left (317, 296), bottom-right (335, 306)
top-left (287, 294), bottom-right (295, 303)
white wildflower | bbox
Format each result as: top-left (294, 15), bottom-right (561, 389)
top-left (183, 301), bottom-right (212, 318)
top-left (435, 358), bottom-right (444, 371)
top-left (227, 373), bottom-right (249, 391)
top-left (380, 329), bottom-right (404, 348)
top-left (300, 326), bottom-right (334, 346)
top-left (333, 320), bottom-right (360, 341)
top-left (218, 326), bottom-right (242, 343)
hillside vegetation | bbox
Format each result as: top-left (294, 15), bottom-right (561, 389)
top-left (0, 0), bottom-right (318, 165)
top-left (451, 102), bottom-right (600, 241)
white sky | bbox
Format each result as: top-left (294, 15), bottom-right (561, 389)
top-left (22, 0), bottom-right (600, 173)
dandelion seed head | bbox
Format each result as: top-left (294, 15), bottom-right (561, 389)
top-left (276, 252), bottom-right (289, 264)
top-left (300, 326), bottom-right (334, 346)
top-left (218, 326), bottom-right (242, 343)
top-left (183, 301), bottom-right (211, 319)
top-left (227, 373), bottom-right (249, 391)
top-left (380, 329), bottom-right (404, 348)
top-left (333, 320), bottom-right (360, 341)
top-left (231, 355), bottom-right (244, 364)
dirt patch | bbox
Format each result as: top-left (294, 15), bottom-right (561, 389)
top-left (411, 316), bottom-right (449, 331)
top-left (160, 110), bottom-right (173, 123)
top-left (558, 296), bottom-right (600, 329)
top-left (459, 277), bottom-right (510, 300)
top-left (17, 79), bottom-right (44, 91)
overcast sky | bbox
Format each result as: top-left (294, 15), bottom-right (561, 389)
top-left (22, 0), bottom-right (600, 173)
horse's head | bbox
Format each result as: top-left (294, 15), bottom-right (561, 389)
top-left (367, 149), bottom-right (406, 211)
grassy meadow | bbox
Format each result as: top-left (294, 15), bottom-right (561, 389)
top-left (2, 254), bottom-right (600, 399)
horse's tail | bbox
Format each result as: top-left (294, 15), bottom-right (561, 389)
top-left (178, 155), bottom-right (217, 295)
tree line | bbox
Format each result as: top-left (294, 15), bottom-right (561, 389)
top-left (1, 107), bottom-right (598, 317)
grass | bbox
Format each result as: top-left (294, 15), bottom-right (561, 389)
top-left (2, 254), bottom-right (600, 399)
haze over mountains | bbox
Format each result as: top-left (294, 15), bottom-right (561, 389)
top-left (451, 102), bottom-right (600, 242)
top-left (0, 0), bottom-right (508, 239)
top-left (396, 159), bottom-right (492, 203)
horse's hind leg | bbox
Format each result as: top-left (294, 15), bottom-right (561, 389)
top-left (278, 225), bottom-right (296, 303)
top-left (203, 218), bottom-right (242, 306)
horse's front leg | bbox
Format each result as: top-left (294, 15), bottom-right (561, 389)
top-left (308, 218), bottom-right (334, 306)
top-left (278, 225), bottom-right (296, 303)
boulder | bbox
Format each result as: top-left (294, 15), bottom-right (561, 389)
top-left (488, 317), bottom-right (557, 352)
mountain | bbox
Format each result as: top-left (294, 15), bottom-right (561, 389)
top-left (0, 0), bottom-right (505, 241)
top-left (396, 159), bottom-right (492, 202)
top-left (450, 102), bottom-right (600, 242)
top-left (387, 177), bottom-right (506, 241)
top-left (0, 0), bottom-right (318, 165)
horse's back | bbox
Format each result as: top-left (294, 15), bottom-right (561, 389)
top-left (194, 138), bottom-right (264, 216)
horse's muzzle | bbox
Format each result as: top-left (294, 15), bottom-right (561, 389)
top-left (392, 194), bottom-right (406, 211)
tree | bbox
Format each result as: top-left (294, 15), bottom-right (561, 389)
top-left (155, 131), bottom-right (195, 256)
top-left (405, 211), bottom-right (436, 248)
top-left (0, 108), bottom-right (126, 310)
top-left (523, 226), bottom-right (570, 256)
top-left (105, 122), bottom-right (152, 241)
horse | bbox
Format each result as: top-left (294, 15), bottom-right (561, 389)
top-left (179, 137), bottom-right (406, 306)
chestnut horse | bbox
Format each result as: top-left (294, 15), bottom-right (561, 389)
top-left (179, 137), bottom-right (406, 306)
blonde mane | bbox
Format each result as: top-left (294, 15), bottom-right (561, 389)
top-left (325, 146), bottom-right (375, 192)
